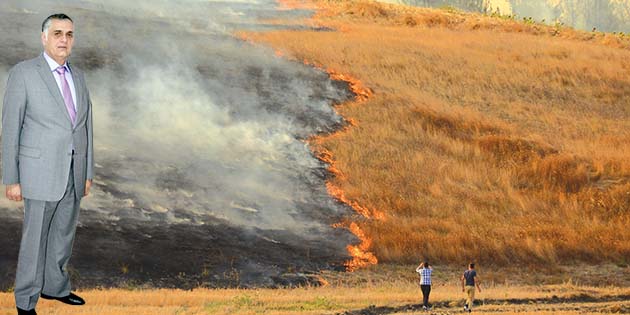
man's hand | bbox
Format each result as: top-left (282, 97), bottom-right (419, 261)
top-left (84, 179), bottom-right (92, 196)
top-left (6, 184), bottom-right (22, 201)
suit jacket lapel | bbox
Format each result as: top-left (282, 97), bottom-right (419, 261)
top-left (36, 55), bottom-right (73, 127)
top-left (69, 62), bottom-right (86, 129)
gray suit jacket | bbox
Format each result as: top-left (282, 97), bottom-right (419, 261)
top-left (2, 54), bottom-right (94, 201)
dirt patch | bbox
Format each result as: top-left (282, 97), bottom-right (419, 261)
top-left (337, 294), bottom-right (630, 314)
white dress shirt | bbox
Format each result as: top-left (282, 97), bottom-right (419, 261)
top-left (43, 52), bottom-right (77, 112)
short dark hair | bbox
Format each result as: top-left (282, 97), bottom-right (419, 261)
top-left (423, 261), bottom-right (429, 268)
top-left (469, 263), bottom-right (475, 269)
top-left (42, 13), bottom-right (73, 33)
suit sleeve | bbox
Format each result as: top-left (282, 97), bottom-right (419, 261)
top-left (86, 90), bottom-right (94, 180)
top-left (2, 66), bottom-right (27, 185)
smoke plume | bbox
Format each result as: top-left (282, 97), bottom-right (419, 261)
top-left (0, 0), bottom-right (356, 288)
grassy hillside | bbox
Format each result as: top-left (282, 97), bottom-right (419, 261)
top-left (245, 0), bottom-right (630, 266)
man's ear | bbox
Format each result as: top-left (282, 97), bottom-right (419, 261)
top-left (41, 32), bottom-right (47, 46)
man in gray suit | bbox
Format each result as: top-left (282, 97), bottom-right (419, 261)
top-left (2, 13), bottom-right (93, 315)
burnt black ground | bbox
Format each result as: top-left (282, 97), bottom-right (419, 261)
top-left (1, 215), bottom-right (351, 289)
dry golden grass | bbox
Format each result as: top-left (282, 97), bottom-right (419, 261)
top-left (1, 281), bottom-right (628, 314)
top-left (245, 0), bottom-right (630, 265)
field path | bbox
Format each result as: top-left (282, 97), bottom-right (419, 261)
top-left (339, 293), bottom-right (630, 314)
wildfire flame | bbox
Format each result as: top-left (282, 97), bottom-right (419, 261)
top-left (326, 183), bottom-right (384, 220)
top-left (345, 222), bottom-right (378, 271)
top-left (310, 136), bottom-right (384, 220)
top-left (240, 6), bottom-right (379, 270)
top-left (304, 62), bottom-right (379, 271)
top-left (325, 68), bottom-right (373, 101)
top-left (332, 221), bottom-right (378, 271)
top-left (300, 58), bottom-right (374, 102)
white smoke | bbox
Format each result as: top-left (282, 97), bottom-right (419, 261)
top-left (0, 0), bottom-right (351, 237)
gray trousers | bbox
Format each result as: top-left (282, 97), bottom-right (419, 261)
top-left (14, 162), bottom-right (81, 310)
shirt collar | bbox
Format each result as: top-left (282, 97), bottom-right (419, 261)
top-left (43, 52), bottom-right (71, 73)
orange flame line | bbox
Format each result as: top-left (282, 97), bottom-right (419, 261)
top-left (299, 61), bottom-right (380, 271)
top-left (239, 9), bottom-right (379, 270)
top-left (300, 58), bottom-right (374, 102)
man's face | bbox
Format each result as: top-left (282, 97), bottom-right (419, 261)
top-left (41, 19), bottom-right (74, 64)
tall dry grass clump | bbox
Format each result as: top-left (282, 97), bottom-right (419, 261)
top-left (247, 0), bottom-right (630, 266)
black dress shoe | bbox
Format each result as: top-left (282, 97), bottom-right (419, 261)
top-left (40, 292), bottom-right (85, 305)
top-left (16, 307), bottom-right (36, 315)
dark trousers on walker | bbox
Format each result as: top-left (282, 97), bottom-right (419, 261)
top-left (420, 284), bottom-right (431, 307)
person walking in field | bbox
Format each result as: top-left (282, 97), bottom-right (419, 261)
top-left (415, 261), bottom-right (432, 310)
top-left (461, 263), bottom-right (481, 312)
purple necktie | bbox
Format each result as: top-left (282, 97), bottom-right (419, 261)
top-left (55, 66), bottom-right (77, 125)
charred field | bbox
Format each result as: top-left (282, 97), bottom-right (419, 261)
top-left (0, 0), bottom-right (363, 290)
